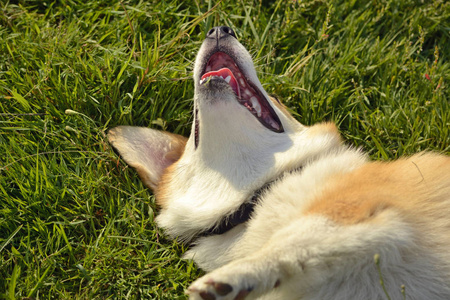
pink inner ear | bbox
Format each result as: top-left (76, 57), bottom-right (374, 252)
top-left (107, 126), bottom-right (187, 191)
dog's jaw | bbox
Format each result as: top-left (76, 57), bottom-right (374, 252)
top-left (193, 28), bottom-right (288, 135)
top-left (196, 50), bottom-right (284, 133)
top-left (190, 27), bottom-right (300, 162)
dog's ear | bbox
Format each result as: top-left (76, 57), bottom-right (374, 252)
top-left (107, 126), bottom-right (187, 191)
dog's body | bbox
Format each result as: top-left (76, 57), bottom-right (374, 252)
top-left (108, 27), bottom-right (450, 299)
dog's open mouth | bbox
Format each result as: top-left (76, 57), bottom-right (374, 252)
top-left (199, 52), bottom-right (284, 132)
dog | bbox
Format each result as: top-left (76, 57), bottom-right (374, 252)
top-left (108, 26), bottom-right (450, 299)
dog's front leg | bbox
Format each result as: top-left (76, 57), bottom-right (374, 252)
top-left (187, 253), bottom-right (282, 300)
top-left (187, 213), bottom-right (414, 300)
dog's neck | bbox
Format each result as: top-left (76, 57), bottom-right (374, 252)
top-left (192, 166), bottom-right (304, 242)
top-left (155, 123), bottom-right (343, 242)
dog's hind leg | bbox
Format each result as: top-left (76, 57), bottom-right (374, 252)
top-left (187, 213), bottom-right (447, 300)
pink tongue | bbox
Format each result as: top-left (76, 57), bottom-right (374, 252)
top-left (201, 68), bottom-right (240, 97)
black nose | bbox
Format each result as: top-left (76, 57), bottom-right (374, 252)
top-left (206, 26), bottom-right (236, 39)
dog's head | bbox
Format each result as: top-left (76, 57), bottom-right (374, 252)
top-left (193, 26), bottom-right (286, 136)
top-left (108, 27), bottom-right (341, 242)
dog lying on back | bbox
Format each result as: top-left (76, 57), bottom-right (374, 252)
top-left (108, 26), bottom-right (450, 299)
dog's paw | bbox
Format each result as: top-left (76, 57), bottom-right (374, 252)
top-left (187, 276), bottom-right (253, 300)
top-left (186, 262), bottom-right (280, 300)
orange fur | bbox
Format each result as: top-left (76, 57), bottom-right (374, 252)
top-left (155, 133), bottom-right (187, 208)
top-left (306, 153), bottom-right (450, 227)
top-left (307, 122), bottom-right (341, 139)
top-left (156, 162), bottom-right (179, 208)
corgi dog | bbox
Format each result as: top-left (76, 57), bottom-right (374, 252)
top-left (108, 26), bottom-right (450, 300)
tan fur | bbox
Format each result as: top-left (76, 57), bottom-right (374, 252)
top-left (156, 162), bottom-right (179, 208)
top-left (307, 122), bottom-right (341, 139)
top-left (303, 153), bottom-right (450, 281)
top-left (306, 153), bottom-right (450, 226)
top-left (155, 134), bottom-right (187, 208)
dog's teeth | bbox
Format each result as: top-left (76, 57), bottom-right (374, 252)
top-left (224, 76), bottom-right (231, 83)
top-left (250, 96), bottom-right (262, 117)
top-left (240, 79), bottom-right (246, 87)
top-left (268, 118), bottom-right (280, 130)
top-left (244, 89), bottom-right (252, 97)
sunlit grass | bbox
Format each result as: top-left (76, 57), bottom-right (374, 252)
top-left (1, 0), bottom-right (449, 298)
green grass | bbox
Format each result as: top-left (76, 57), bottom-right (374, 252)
top-left (0, 0), bottom-right (449, 298)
